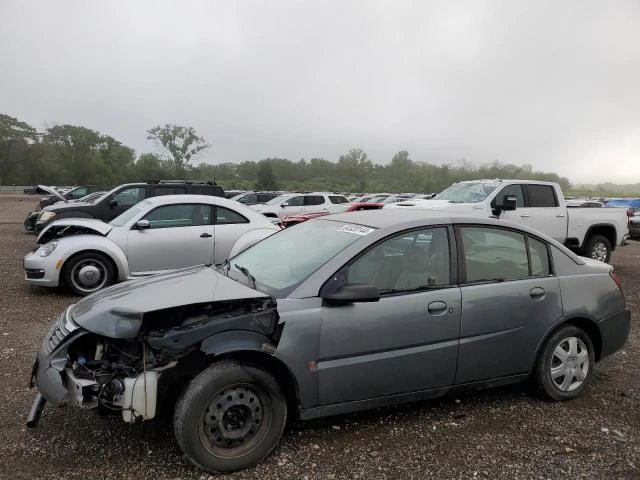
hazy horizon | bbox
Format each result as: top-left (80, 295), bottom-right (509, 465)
top-left (2, 0), bottom-right (639, 184)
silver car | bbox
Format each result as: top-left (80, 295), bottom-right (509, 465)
top-left (27, 211), bottom-right (630, 472)
top-left (23, 194), bottom-right (280, 295)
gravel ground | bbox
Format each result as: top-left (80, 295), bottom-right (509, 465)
top-left (0, 194), bottom-right (638, 480)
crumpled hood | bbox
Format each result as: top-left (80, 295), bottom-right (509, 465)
top-left (37, 218), bottom-right (113, 244)
top-left (69, 266), bottom-right (268, 338)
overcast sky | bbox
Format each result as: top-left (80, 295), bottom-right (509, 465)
top-left (2, 0), bottom-right (639, 184)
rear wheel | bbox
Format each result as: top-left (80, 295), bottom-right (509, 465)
top-left (534, 325), bottom-right (595, 401)
top-left (63, 252), bottom-right (115, 296)
top-left (584, 234), bottom-right (611, 263)
top-left (174, 360), bottom-right (287, 473)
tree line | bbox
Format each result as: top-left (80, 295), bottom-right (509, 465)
top-left (0, 113), bottom-right (572, 194)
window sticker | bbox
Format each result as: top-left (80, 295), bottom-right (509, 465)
top-left (337, 224), bottom-right (374, 236)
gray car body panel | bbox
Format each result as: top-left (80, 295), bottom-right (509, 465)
top-left (70, 266), bottom-right (268, 338)
top-left (31, 210), bottom-right (630, 421)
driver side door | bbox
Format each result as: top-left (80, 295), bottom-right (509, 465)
top-left (279, 195), bottom-right (305, 218)
top-left (126, 203), bottom-right (215, 273)
top-left (317, 227), bottom-right (461, 406)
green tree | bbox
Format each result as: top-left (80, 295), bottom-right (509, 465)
top-left (337, 148), bottom-right (373, 192)
top-left (255, 161), bottom-right (278, 190)
top-left (147, 124), bottom-right (210, 172)
top-left (0, 114), bottom-right (38, 185)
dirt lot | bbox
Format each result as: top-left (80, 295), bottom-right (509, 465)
top-left (0, 194), bottom-right (638, 480)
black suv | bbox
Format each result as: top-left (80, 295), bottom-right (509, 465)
top-left (33, 181), bottom-right (225, 233)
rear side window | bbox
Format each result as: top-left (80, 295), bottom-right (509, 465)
top-left (329, 196), bottom-right (349, 204)
top-left (190, 185), bottom-right (216, 195)
top-left (305, 195), bottom-right (325, 206)
top-left (461, 227), bottom-right (529, 282)
top-left (215, 206), bottom-right (249, 224)
top-left (527, 185), bottom-right (558, 207)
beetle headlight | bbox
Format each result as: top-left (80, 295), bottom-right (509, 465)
top-left (39, 211), bottom-right (57, 222)
top-left (39, 241), bottom-right (59, 257)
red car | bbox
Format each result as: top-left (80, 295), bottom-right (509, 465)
top-left (279, 202), bottom-right (383, 228)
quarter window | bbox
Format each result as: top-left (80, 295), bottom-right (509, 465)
top-left (143, 204), bottom-right (212, 229)
top-left (342, 227), bottom-right (450, 293)
top-left (215, 206), bottom-right (249, 224)
top-left (529, 237), bottom-right (551, 276)
top-left (527, 185), bottom-right (558, 207)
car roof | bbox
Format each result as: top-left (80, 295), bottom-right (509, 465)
top-left (315, 209), bottom-right (576, 248)
top-left (144, 194), bottom-right (236, 205)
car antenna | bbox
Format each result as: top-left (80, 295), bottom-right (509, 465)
top-left (213, 162), bottom-right (216, 265)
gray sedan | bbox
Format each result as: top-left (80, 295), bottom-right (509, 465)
top-left (27, 211), bottom-right (630, 472)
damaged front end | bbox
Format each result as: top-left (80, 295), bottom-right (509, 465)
top-left (28, 291), bottom-right (280, 427)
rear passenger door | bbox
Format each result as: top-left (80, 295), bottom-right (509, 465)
top-left (455, 226), bottom-right (563, 384)
top-left (303, 195), bottom-right (328, 214)
top-left (526, 184), bottom-right (566, 242)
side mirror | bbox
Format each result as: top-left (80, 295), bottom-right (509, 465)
top-left (492, 195), bottom-right (517, 217)
top-left (108, 199), bottom-right (118, 208)
top-left (135, 219), bottom-right (150, 230)
top-left (281, 203), bottom-right (288, 208)
top-left (323, 284), bottom-right (380, 305)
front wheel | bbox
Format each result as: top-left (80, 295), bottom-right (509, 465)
top-left (174, 360), bottom-right (287, 473)
top-left (62, 252), bottom-right (115, 296)
top-left (534, 325), bottom-right (595, 401)
top-left (584, 234), bottom-right (611, 263)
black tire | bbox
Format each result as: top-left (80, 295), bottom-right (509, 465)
top-left (583, 234), bottom-right (611, 263)
top-left (62, 252), bottom-right (115, 296)
top-left (174, 360), bottom-right (287, 473)
top-left (534, 325), bottom-right (595, 401)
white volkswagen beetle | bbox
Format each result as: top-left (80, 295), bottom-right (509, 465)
top-left (23, 195), bottom-right (280, 295)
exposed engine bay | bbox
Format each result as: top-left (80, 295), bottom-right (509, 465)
top-left (59, 297), bottom-right (280, 423)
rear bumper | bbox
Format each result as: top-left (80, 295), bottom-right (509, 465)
top-left (598, 309), bottom-right (631, 361)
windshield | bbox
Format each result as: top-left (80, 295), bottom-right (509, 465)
top-left (264, 194), bottom-right (292, 205)
top-left (109, 200), bottom-right (150, 227)
top-left (435, 182), bottom-right (499, 203)
top-left (229, 219), bottom-right (375, 297)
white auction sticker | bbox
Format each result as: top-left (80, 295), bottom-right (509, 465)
top-left (337, 224), bottom-right (374, 235)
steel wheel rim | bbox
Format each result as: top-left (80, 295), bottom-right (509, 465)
top-left (591, 242), bottom-right (608, 262)
top-left (549, 336), bottom-right (590, 392)
top-left (70, 258), bottom-right (109, 293)
top-left (198, 383), bottom-right (271, 459)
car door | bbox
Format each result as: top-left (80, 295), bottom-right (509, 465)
top-left (526, 184), bottom-right (566, 242)
top-left (303, 195), bottom-right (328, 214)
top-left (454, 225), bottom-right (563, 384)
top-left (491, 184), bottom-right (532, 228)
top-left (106, 186), bottom-right (147, 220)
top-left (318, 227), bottom-right (461, 405)
top-left (126, 203), bottom-right (215, 273)
top-left (279, 195), bottom-right (305, 218)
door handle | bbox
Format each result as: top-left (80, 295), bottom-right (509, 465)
top-left (556, 214), bottom-right (565, 218)
top-left (530, 287), bottom-right (545, 299)
top-left (427, 301), bottom-right (448, 315)
top-left (200, 233), bottom-right (213, 238)
top-left (520, 214), bottom-right (530, 218)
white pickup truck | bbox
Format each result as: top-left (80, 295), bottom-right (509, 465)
top-left (386, 179), bottom-right (629, 263)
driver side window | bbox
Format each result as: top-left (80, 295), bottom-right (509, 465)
top-left (114, 187), bottom-right (146, 207)
top-left (338, 227), bottom-right (451, 293)
top-left (284, 196), bottom-right (304, 207)
top-left (493, 184), bottom-right (525, 208)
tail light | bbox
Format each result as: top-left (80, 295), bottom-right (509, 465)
top-left (610, 269), bottom-right (623, 292)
